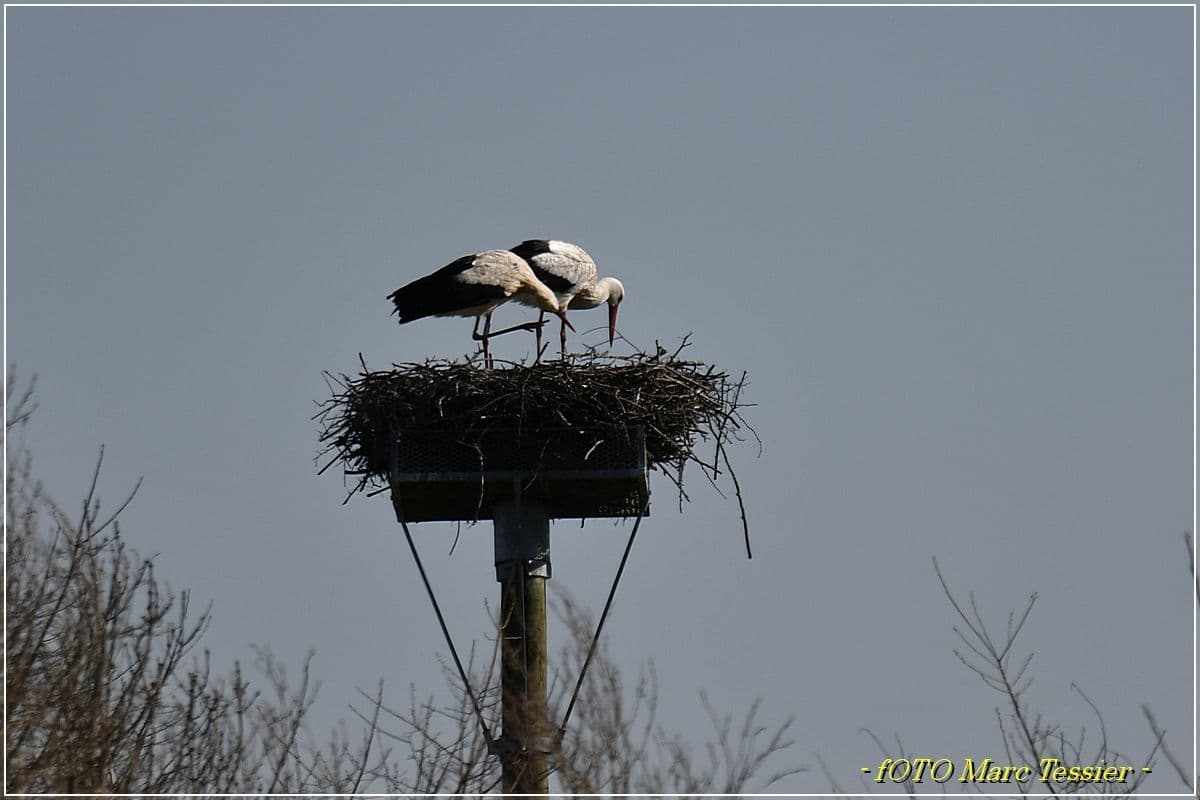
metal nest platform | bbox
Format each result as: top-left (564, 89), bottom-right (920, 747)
top-left (389, 426), bottom-right (649, 522)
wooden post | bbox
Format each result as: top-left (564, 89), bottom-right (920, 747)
top-left (494, 497), bottom-right (551, 796)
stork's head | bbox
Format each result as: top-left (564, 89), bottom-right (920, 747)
top-left (568, 276), bottom-right (625, 345)
top-left (600, 277), bottom-right (624, 345)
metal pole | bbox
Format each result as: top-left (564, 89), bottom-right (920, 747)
top-left (493, 496), bottom-right (551, 796)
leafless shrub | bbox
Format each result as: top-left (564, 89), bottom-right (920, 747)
top-left (934, 556), bottom-right (1182, 797)
top-left (336, 590), bottom-right (804, 795)
top-left (549, 590), bottom-right (803, 794)
top-left (341, 645), bottom-right (502, 794)
top-left (842, 557), bottom-right (1183, 798)
top-left (5, 375), bottom-right (349, 793)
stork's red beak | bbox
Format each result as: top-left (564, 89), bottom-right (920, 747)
top-left (558, 309), bottom-right (576, 332)
top-left (608, 304), bottom-right (618, 346)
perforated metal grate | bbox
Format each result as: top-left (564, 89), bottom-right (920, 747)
top-left (389, 426), bottom-right (649, 522)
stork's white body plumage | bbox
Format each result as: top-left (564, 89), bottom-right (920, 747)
top-left (509, 239), bottom-right (625, 355)
top-left (388, 249), bottom-right (565, 364)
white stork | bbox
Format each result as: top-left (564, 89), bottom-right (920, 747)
top-left (508, 239), bottom-right (625, 357)
top-left (388, 249), bottom-right (570, 365)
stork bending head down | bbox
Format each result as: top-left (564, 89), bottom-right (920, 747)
top-left (508, 239), bottom-right (625, 357)
top-left (388, 249), bottom-right (571, 366)
top-left (569, 276), bottom-right (625, 346)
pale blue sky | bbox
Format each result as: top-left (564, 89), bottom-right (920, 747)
top-left (6, 5), bottom-right (1194, 793)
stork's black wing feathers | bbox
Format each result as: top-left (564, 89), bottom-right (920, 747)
top-left (509, 240), bottom-right (579, 293)
top-left (528, 265), bottom-right (577, 294)
top-left (388, 254), bottom-right (506, 322)
top-left (509, 240), bottom-right (553, 260)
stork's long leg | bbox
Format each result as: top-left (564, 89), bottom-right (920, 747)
top-left (559, 312), bottom-right (569, 358)
top-left (486, 318), bottom-right (547, 338)
top-left (484, 313), bottom-right (492, 367)
top-left (471, 313), bottom-right (494, 367)
top-left (484, 314), bottom-right (550, 366)
top-left (471, 313), bottom-right (548, 367)
top-left (537, 311), bottom-right (547, 362)
top-left (535, 311), bottom-right (546, 363)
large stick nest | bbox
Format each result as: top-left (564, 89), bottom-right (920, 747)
top-left (316, 339), bottom-right (757, 549)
